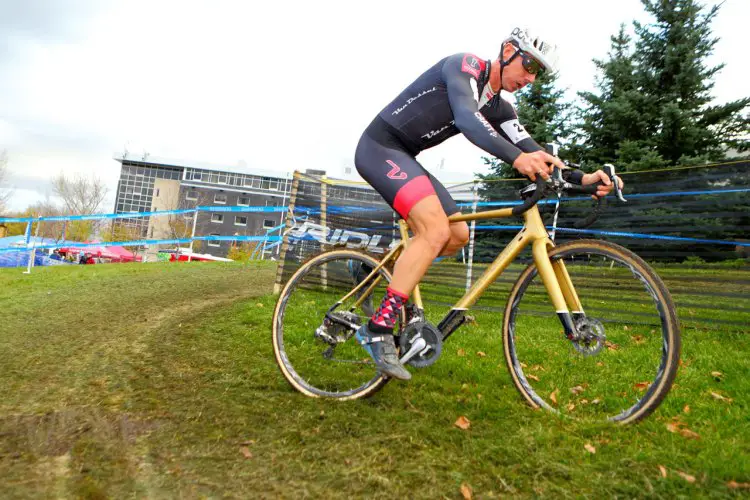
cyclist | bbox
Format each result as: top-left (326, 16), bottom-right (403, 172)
top-left (354, 28), bottom-right (622, 380)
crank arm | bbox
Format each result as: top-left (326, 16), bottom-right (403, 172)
top-left (400, 336), bottom-right (428, 364)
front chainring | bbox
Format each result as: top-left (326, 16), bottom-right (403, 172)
top-left (398, 321), bottom-right (443, 368)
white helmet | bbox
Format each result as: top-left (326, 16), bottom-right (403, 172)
top-left (504, 27), bottom-right (560, 73)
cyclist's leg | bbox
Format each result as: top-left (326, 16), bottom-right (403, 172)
top-left (355, 133), bottom-right (452, 296)
top-left (426, 171), bottom-right (469, 257)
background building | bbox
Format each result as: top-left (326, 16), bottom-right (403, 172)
top-left (113, 154), bottom-right (292, 258)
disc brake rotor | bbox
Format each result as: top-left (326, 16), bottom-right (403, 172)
top-left (572, 317), bottom-right (606, 356)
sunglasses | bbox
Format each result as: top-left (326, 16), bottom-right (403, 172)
top-left (520, 52), bottom-right (545, 75)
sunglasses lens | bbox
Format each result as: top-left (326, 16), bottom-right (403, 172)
top-left (522, 55), bottom-right (543, 75)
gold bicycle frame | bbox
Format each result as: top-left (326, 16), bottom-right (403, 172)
top-left (336, 203), bottom-right (583, 338)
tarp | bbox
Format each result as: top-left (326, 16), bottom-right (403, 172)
top-left (58, 241), bottom-right (143, 262)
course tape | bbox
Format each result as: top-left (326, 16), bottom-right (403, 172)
top-left (0, 205), bottom-right (287, 224)
top-left (0, 235), bottom-right (283, 253)
top-left (457, 187), bottom-right (750, 208)
top-left (473, 225), bottom-right (750, 247)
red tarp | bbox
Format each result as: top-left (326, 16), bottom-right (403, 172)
top-left (58, 242), bottom-right (142, 262)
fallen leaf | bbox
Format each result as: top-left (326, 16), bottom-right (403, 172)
top-left (683, 405), bottom-right (691, 414)
top-left (460, 482), bottom-right (473, 499)
top-left (605, 341), bottom-right (620, 351)
top-left (240, 446), bottom-right (253, 459)
top-left (710, 391), bottom-right (733, 403)
top-left (476, 351), bottom-right (487, 358)
top-left (584, 443), bottom-right (596, 454)
top-left (520, 362), bottom-right (528, 368)
top-left (580, 399), bottom-right (590, 405)
top-left (457, 348), bottom-right (466, 357)
top-left (658, 465), bottom-right (667, 478)
top-left (679, 428), bottom-right (701, 440)
top-left (239, 440), bottom-right (256, 446)
top-left (632, 335), bottom-right (645, 344)
top-left (527, 374), bottom-right (540, 382)
top-left (570, 385), bottom-right (585, 395)
top-left (566, 403), bottom-right (576, 411)
top-left (454, 416), bottom-right (471, 430)
top-left (666, 422), bottom-right (683, 433)
top-left (711, 371), bottom-right (723, 379)
top-left (550, 388), bottom-right (559, 405)
top-left (591, 399), bottom-right (601, 405)
top-left (676, 471), bottom-right (696, 483)
top-left (531, 364), bottom-right (546, 372)
top-left (345, 458), bottom-right (352, 465)
top-left (596, 361), bottom-right (604, 367)
top-left (256, 303), bottom-right (264, 307)
top-left (634, 381), bottom-right (650, 391)
top-left (727, 481), bottom-right (750, 489)
top-left (477, 393), bottom-right (482, 400)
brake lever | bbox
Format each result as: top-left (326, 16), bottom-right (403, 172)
top-left (603, 164), bottom-right (627, 202)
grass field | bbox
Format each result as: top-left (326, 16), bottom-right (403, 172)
top-left (1, 261), bottom-right (748, 498)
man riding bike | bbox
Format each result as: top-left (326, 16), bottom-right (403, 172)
top-left (354, 28), bottom-right (621, 380)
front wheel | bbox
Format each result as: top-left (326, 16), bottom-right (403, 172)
top-left (272, 249), bottom-right (394, 399)
top-left (502, 240), bottom-right (681, 424)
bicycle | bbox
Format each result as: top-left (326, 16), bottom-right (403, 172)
top-left (272, 165), bottom-right (681, 424)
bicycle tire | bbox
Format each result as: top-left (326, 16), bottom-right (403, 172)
top-left (272, 249), bottom-right (392, 399)
top-left (502, 239), bottom-right (681, 424)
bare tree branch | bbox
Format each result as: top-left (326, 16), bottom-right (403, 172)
top-left (51, 172), bottom-right (108, 215)
top-left (0, 150), bottom-right (12, 214)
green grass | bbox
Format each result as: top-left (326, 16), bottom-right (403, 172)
top-left (1, 261), bottom-right (748, 498)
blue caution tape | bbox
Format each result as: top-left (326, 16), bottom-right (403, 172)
top-left (0, 205), bottom-right (288, 224)
top-left (196, 205), bottom-right (287, 213)
top-left (0, 235), bottom-right (284, 253)
top-left (473, 225), bottom-right (750, 247)
top-left (459, 186), bottom-right (750, 208)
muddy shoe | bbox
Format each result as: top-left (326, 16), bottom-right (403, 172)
top-left (355, 324), bottom-right (411, 380)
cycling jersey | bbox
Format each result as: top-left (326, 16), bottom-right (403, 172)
top-left (355, 52), bottom-right (583, 219)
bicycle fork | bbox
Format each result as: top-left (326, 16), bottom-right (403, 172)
top-left (532, 238), bottom-right (585, 340)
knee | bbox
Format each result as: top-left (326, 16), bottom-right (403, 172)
top-left (452, 222), bottom-right (470, 248)
top-left (423, 221), bottom-right (452, 254)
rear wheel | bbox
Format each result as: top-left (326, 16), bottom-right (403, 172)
top-left (272, 249), bottom-right (394, 399)
top-left (502, 240), bottom-right (680, 424)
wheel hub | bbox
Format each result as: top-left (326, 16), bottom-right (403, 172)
top-left (571, 316), bottom-right (606, 356)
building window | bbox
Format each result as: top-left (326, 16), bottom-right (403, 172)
top-left (211, 213), bottom-right (224, 223)
top-left (208, 234), bottom-right (221, 247)
top-left (214, 193), bottom-right (227, 204)
top-left (263, 219), bottom-right (276, 228)
top-left (238, 194), bottom-right (250, 206)
top-left (235, 216), bottom-right (248, 226)
top-left (186, 190), bottom-right (198, 201)
top-left (218, 174), bottom-right (228, 184)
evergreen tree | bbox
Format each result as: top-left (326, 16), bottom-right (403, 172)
top-left (578, 25), bottom-right (662, 171)
top-left (579, 1), bottom-right (749, 171)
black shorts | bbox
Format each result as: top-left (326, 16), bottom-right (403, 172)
top-left (355, 118), bottom-right (459, 219)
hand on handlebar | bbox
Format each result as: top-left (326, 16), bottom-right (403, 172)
top-left (582, 170), bottom-right (625, 199)
top-left (513, 151), bottom-right (566, 181)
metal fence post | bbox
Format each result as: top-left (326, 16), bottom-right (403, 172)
top-left (273, 171), bottom-right (301, 294)
top-left (465, 181), bottom-right (478, 292)
top-left (187, 209), bottom-right (199, 262)
top-left (24, 218), bottom-right (41, 275)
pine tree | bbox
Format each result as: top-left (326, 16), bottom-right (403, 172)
top-left (578, 25), bottom-right (663, 171)
top-left (635, 0), bottom-right (749, 163)
top-left (579, 1), bottom-right (749, 171)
